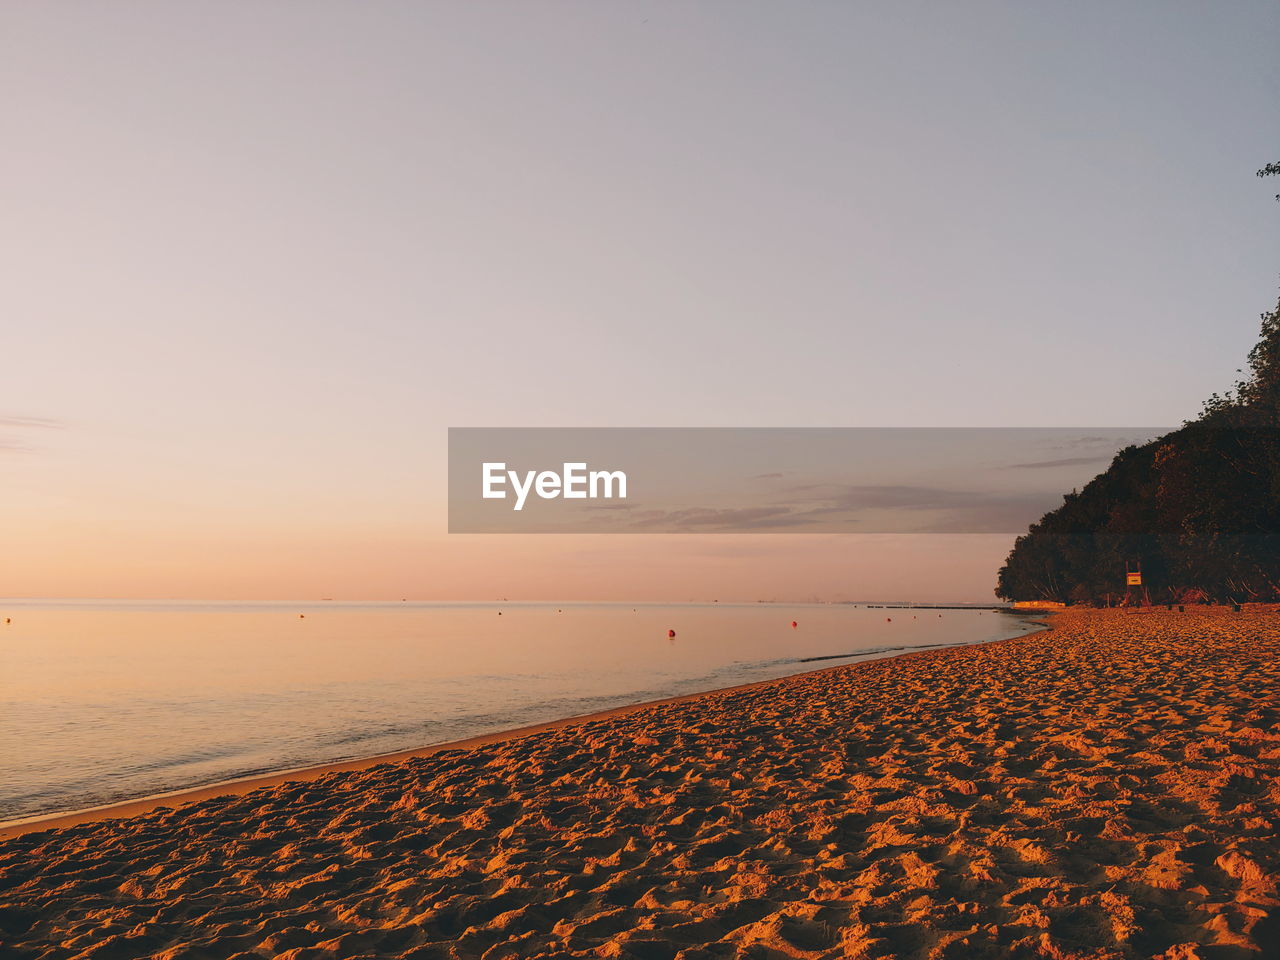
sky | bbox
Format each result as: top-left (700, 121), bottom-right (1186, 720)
top-left (1, 2), bottom-right (1277, 600)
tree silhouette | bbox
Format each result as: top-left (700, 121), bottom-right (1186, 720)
top-left (996, 162), bottom-right (1280, 604)
top-left (1261, 161), bottom-right (1280, 202)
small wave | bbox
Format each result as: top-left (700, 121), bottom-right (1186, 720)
top-left (795, 639), bottom-right (961, 663)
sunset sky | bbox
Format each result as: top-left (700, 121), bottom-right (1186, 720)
top-left (2, 3), bottom-right (1277, 600)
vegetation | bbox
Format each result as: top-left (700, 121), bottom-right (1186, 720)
top-left (995, 163), bottom-right (1280, 604)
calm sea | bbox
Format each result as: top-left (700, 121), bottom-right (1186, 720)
top-left (0, 600), bottom-right (1038, 824)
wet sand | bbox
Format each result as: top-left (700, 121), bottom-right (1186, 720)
top-left (2, 609), bottom-right (1278, 959)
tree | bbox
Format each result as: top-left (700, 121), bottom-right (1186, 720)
top-left (995, 161), bottom-right (1280, 603)
top-left (1261, 161), bottom-right (1280, 202)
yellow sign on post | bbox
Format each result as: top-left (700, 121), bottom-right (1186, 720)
top-left (1126, 572), bottom-right (1142, 586)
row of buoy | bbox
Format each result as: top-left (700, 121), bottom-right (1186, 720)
top-left (664, 618), bottom-right (805, 638)
top-left (287, 610), bottom-right (960, 639)
top-left (290, 610), bottom-right (972, 644)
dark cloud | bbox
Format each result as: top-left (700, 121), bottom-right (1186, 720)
top-left (0, 416), bottom-right (62, 429)
top-left (784, 484), bottom-right (1039, 512)
top-left (1059, 431), bottom-right (1163, 450)
top-left (1004, 455), bottom-right (1110, 470)
top-left (629, 506), bottom-right (798, 530)
top-left (0, 415), bottom-right (63, 454)
top-left (603, 485), bottom-right (1057, 533)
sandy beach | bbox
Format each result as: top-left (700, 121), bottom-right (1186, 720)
top-left (2, 609), bottom-right (1278, 959)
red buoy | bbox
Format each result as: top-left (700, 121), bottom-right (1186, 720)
top-left (668, 629), bottom-right (676, 638)
top-left (790, 620), bottom-right (797, 628)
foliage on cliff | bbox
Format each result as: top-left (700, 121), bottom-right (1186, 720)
top-left (995, 163), bottom-right (1280, 604)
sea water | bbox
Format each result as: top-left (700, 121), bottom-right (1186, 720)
top-left (0, 600), bottom-right (1038, 823)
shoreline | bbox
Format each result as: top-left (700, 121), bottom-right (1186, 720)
top-left (4, 608), bottom-right (1277, 958)
top-left (1, 633), bottom-right (1033, 839)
